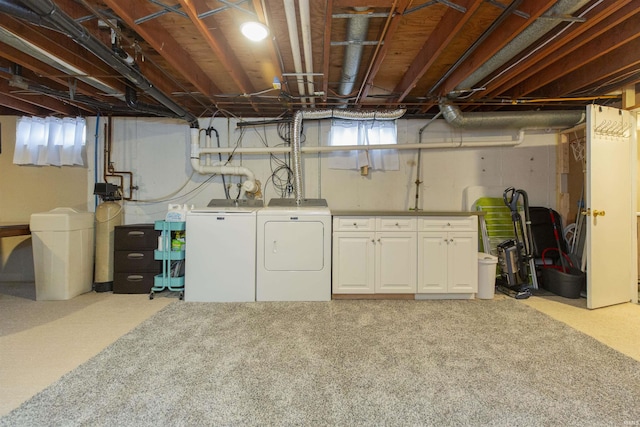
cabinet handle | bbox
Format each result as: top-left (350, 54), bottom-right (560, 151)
top-left (395, 222), bottom-right (399, 226)
top-left (371, 239), bottom-right (375, 243)
top-left (127, 275), bottom-right (143, 281)
top-left (127, 231), bottom-right (145, 237)
top-left (377, 238), bottom-right (381, 243)
top-left (447, 222), bottom-right (451, 226)
top-left (127, 253), bottom-right (144, 259)
top-left (353, 222), bottom-right (358, 227)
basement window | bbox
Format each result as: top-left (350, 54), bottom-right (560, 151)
top-left (328, 119), bottom-right (399, 171)
top-left (13, 116), bottom-right (86, 166)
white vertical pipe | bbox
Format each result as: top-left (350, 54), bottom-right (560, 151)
top-left (298, 0), bottom-right (315, 107)
top-left (283, 0), bottom-right (307, 105)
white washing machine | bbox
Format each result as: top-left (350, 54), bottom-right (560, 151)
top-left (184, 199), bottom-right (262, 302)
top-left (256, 198), bottom-right (331, 301)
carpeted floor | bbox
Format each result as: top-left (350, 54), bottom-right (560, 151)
top-left (1, 298), bottom-right (639, 426)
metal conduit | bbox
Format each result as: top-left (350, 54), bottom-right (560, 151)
top-left (0, 0), bottom-right (58, 31)
top-left (13, 0), bottom-right (199, 127)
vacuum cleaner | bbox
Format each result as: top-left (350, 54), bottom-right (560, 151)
top-left (496, 187), bottom-right (538, 299)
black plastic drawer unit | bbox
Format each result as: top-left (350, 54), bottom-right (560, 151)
top-left (113, 224), bottom-right (161, 294)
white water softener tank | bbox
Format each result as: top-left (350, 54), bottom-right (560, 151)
top-left (30, 208), bottom-right (95, 300)
top-left (93, 184), bottom-right (124, 292)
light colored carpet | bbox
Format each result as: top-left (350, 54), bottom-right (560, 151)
top-left (2, 298), bottom-right (639, 426)
top-left (0, 283), bottom-right (172, 416)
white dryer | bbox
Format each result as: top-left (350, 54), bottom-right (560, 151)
top-left (184, 199), bottom-right (262, 302)
top-left (256, 199), bottom-right (331, 301)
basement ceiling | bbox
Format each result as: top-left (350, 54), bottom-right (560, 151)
top-left (0, 0), bottom-right (638, 121)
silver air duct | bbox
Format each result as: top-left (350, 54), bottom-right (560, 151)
top-left (13, 0), bottom-right (199, 127)
top-left (453, 0), bottom-right (591, 95)
top-left (439, 101), bottom-right (585, 130)
top-left (291, 109), bottom-right (406, 204)
top-left (338, 7), bottom-right (371, 98)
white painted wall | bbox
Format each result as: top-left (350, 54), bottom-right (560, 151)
top-left (86, 116), bottom-right (558, 224)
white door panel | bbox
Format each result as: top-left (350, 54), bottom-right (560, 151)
top-left (586, 105), bottom-right (637, 309)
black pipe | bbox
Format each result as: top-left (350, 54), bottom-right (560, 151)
top-left (15, 80), bottom-right (129, 113)
top-left (0, 0), bottom-right (59, 32)
top-left (125, 86), bottom-right (178, 118)
top-left (15, 0), bottom-right (199, 128)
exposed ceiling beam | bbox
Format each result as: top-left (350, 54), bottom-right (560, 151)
top-left (509, 12), bottom-right (640, 98)
top-left (0, 16), bottom-right (125, 95)
top-left (251, 0), bottom-right (283, 82)
top-left (333, 0), bottom-right (396, 7)
top-left (0, 41), bottom-right (112, 100)
top-left (178, 0), bottom-right (256, 96)
top-left (538, 36), bottom-right (640, 97)
top-left (0, 77), bottom-right (83, 115)
top-left (481, 0), bottom-right (635, 98)
top-left (102, 0), bottom-right (222, 100)
top-left (437, 0), bottom-right (558, 96)
top-left (0, 89), bottom-right (46, 115)
top-left (392, 0), bottom-right (483, 103)
top-left (356, 0), bottom-right (411, 103)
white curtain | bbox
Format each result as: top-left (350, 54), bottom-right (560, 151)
top-left (328, 119), bottom-right (399, 170)
top-left (13, 116), bottom-right (86, 166)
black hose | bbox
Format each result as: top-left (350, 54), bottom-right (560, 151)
top-left (206, 127), bottom-right (229, 199)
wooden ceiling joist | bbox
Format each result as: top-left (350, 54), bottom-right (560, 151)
top-left (392, 0), bottom-right (483, 103)
top-left (102, 0), bottom-right (222, 99)
top-left (482, 0), bottom-right (637, 99)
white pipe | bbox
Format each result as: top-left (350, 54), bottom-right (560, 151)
top-left (283, 0), bottom-right (307, 105)
top-left (196, 133), bottom-right (525, 155)
top-left (205, 131), bottom-right (212, 166)
top-left (298, 0), bottom-right (315, 107)
top-left (189, 128), bottom-right (258, 193)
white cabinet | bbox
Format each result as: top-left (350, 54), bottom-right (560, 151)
top-left (332, 231), bottom-right (375, 293)
top-left (417, 217), bottom-right (478, 294)
top-left (333, 214), bottom-right (478, 297)
top-left (333, 216), bottom-right (416, 294)
top-left (375, 231), bottom-right (416, 293)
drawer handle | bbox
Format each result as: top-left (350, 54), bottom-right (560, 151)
top-left (353, 222), bottom-right (358, 228)
top-left (127, 275), bottom-right (144, 281)
top-left (395, 222), bottom-right (399, 226)
top-left (127, 253), bottom-right (145, 259)
top-left (127, 231), bottom-right (145, 237)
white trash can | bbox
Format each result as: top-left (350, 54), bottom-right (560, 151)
top-left (30, 208), bottom-right (95, 301)
top-left (477, 253), bottom-right (498, 300)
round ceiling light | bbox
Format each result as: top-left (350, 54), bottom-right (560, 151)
top-left (240, 21), bottom-right (269, 42)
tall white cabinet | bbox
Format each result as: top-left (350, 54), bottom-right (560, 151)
top-left (333, 213), bottom-right (479, 298)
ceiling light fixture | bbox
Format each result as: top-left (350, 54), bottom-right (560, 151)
top-left (240, 21), bottom-right (269, 42)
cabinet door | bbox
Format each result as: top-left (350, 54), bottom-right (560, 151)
top-left (375, 232), bottom-right (416, 293)
top-left (448, 232), bottom-right (478, 293)
top-left (332, 232), bottom-right (375, 294)
top-left (417, 232), bottom-right (448, 292)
